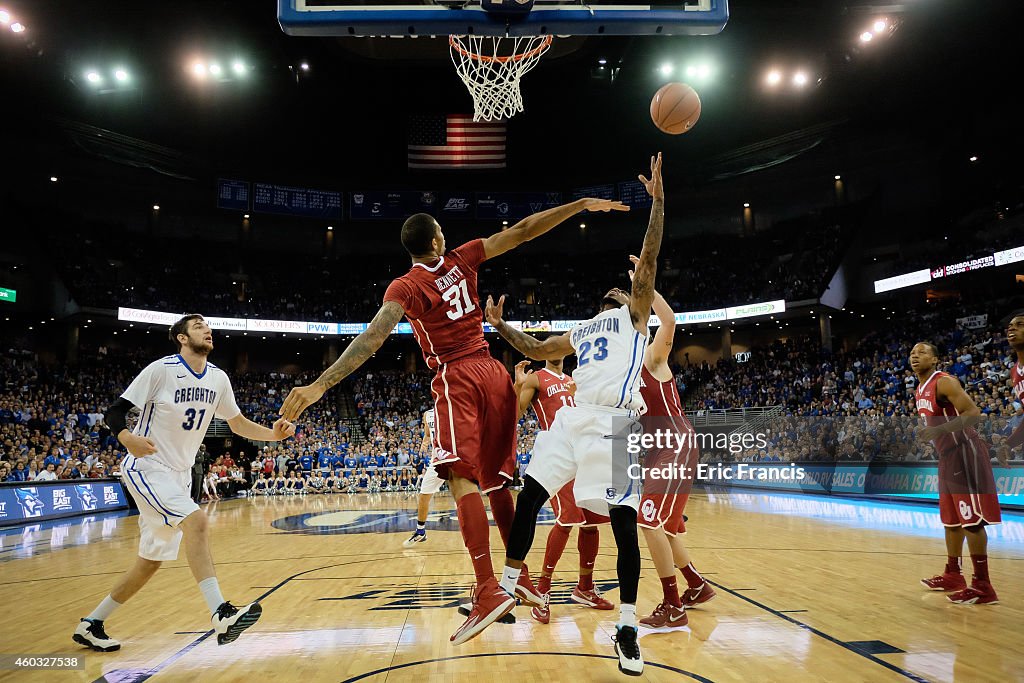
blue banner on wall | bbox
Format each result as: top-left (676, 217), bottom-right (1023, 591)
top-left (350, 190), bottom-right (438, 220)
top-left (476, 192), bottom-right (562, 221)
top-left (253, 183), bottom-right (342, 219)
top-left (0, 481), bottom-right (129, 526)
top-left (216, 179), bottom-right (250, 211)
top-left (696, 463), bottom-right (1024, 508)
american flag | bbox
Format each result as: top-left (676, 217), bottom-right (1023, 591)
top-left (408, 114), bottom-right (506, 169)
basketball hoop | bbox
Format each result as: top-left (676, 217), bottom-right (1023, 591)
top-left (449, 34), bottom-right (553, 122)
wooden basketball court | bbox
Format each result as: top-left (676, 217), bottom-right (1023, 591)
top-left (4, 491), bottom-right (1022, 682)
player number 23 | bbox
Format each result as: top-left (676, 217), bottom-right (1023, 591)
top-left (442, 280), bottom-right (476, 321)
top-left (577, 337), bottom-right (609, 366)
top-left (182, 408), bottom-right (206, 431)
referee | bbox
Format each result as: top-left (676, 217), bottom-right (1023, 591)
top-left (191, 443), bottom-right (209, 503)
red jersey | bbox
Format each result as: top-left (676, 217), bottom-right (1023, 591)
top-left (1013, 362), bottom-right (1024, 402)
top-left (383, 239), bottom-right (489, 370)
top-left (915, 370), bottom-right (981, 454)
top-left (638, 365), bottom-right (686, 418)
top-left (530, 368), bottom-right (575, 430)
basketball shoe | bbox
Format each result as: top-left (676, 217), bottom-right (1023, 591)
top-left (73, 619), bottom-right (121, 652)
top-left (450, 578), bottom-right (515, 645)
top-left (948, 580), bottom-right (999, 605)
top-left (613, 624), bottom-right (644, 676)
top-left (212, 601), bottom-right (263, 645)
top-left (571, 585), bottom-right (614, 610)
top-left (681, 582), bottom-right (717, 607)
top-left (514, 564), bottom-right (545, 608)
top-left (921, 572), bottom-right (967, 591)
top-left (639, 602), bottom-right (688, 629)
top-left (530, 593), bottom-right (550, 624)
top-left (402, 529), bottom-right (426, 547)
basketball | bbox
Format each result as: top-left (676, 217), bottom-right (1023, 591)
top-left (650, 82), bottom-right (701, 135)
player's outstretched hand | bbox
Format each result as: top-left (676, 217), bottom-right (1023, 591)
top-left (581, 198), bottom-right (629, 213)
top-left (627, 254), bottom-right (640, 281)
top-left (514, 360), bottom-right (533, 386)
top-left (279, 382), bottom-right (326, 421)
top-left (638, 152), bottom-right (664, 199)
top-left (123, 433), bottom-right (157, 457)
top-left (272, 417), bottom-right (296, 441)
top-left (485, 295), bottom-right (506, 327)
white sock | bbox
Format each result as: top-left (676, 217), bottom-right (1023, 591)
top-left (198, 577), bottom-right (226, 615)
top-left (499, 565), bottom-right (522, 595)
top-left (416, 521), bottom-right (426, 530)
top-left (618, 603), bottom-right (637, 629)
top-left (88, 595), bottom-right (122, 622)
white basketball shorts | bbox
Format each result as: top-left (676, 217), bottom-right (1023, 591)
top-left (121, 455), bottom-right (200, 562)
top-left (527, 405), bottom-right (641, 516)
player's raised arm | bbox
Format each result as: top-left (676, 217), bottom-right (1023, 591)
top-left (280, 301), bottom-right (405, 420)
top-left (481, 198), bottom-right (628, 260)
top-left (513, 360), bottom-right (539, 419)
top-left (629, 254), bottom-right (675, 369)
top-left (629, 153), bottom-right (665, 333)
top-left (485, 295), bottom-right (574, 361)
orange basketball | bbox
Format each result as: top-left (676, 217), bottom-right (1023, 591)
top-left (650, 82), bottom-right (701, 135)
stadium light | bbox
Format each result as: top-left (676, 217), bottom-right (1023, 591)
top-left (659, 62), bottom-right (673, 76)
top-left (232, 60), bottom-right (247, 76)
top-left (834, 175), bottom-right (841, 180)
top-left (10, 21), bottom-right (24, 33)
top-left (50, 176), bottom-right (58, 182)
top-left (208, 63), bottom-right (223, 77)
top-left (327, 226), bottom-right (333, 231)
top-left (85, 70), bottom-right (103, 85)
top-left (793, 71), bottom-right (809, 87)
top-left (243, 213), bottom-right (250, 219)
top-left (579, 222), bottom-right (586, 229)
top-left (113, 68), bottom-right (129, 83)
top-left (152, 204), bottom-right (160, 211)
top-left (860, 31), bottom-right (873, 43)
top-left (743, 203), bottom-right (750, 208)
top-left (765, 70), bottom-right (782, 86)
top-left (598, 58), bottom-right (607, 65)
top-left (300, 62), bottom-right (310, 72)
top-left (873, 19), bottom-right (887, 33)
top-left (191, 61), bottom-right (206, 79)
top-left (0, 10), bottom-right (10, 24)
top-left (969, 155), bottom-right (978, 162)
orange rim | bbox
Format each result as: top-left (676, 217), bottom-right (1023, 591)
top-left (449, 35), bottom-right (553, 64)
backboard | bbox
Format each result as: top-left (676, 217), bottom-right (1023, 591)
top-left (278, 0), bottom-right (729, 38)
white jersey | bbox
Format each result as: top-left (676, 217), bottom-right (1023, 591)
top-left (121, 355), bottom-right (241, 472)
top-left (568, 304), bottom-right (647, 412)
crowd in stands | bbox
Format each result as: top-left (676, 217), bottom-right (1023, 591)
top-left (48, 215), bottom-right (848, 323)
top-left (682, 303), bottom-right (1024, 463)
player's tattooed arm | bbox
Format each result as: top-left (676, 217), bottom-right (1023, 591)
top-left (629, 254), bottom-right (675, 366)
top-left (279, 301), bottom-right (404, 420)
top-left (485, 295), bottom-right (574, 361)
top-left (629, 153), bottom-right (665, 332)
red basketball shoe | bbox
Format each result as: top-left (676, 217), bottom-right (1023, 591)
top-left (530, 593), bottom-right (550, 624)
top-left (948, 580), bottom-right (999, 605)
top-left (515, 564), bottom-right (545, 608)
top-left (639, 602), bottom-right (688, 629)
top-left (450, 578), bottom-right (515, 645)
top-left (920, 573), bottom-right (967, 592)
top-left (681, 582), bottom-right (717, 607)
top-left (571, 585), bottom-right (614, 610)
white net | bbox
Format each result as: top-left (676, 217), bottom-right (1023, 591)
top-left (449, 34), bottom-right (553, 122)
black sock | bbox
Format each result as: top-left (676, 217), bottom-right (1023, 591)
top-left (609, 505), bottom-right (640, 605)
top-left (505, 475), bottom-right (550, 562)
